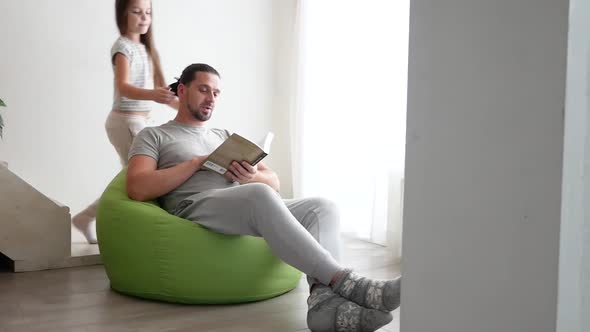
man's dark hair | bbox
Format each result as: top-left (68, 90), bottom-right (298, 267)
top-left (169, 63), bottom-right (220, 96)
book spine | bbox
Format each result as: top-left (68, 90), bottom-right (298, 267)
top-left (251, 153), bottom-right (268, 166)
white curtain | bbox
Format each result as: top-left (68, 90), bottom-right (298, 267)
top-left (289, 0), bottom-right (409, 251)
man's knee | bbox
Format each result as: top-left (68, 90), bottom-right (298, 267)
top-left (243, 183), bottom-right (280, 202)
top-left (311, 197), bottom-right (340, 228)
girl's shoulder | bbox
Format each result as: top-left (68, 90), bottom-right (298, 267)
top-left (111, 36), bottom-right (135, 58)
top-left (112, 36), bottom-right (131, 50)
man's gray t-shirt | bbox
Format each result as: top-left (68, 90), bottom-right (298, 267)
top-left (128, 120), bottom-right (239, 212)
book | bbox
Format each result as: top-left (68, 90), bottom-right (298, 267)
top-left (202, 132), bottom-right (274, 175)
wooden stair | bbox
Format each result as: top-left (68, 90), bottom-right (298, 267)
top-left (0, 163), bottom-right (101, 272)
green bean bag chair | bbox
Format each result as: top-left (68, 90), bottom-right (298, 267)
top-left (96, 170), bottom-right (302, 304)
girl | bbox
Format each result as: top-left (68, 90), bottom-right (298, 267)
top-left (73, 0), bottom-right (176, 243)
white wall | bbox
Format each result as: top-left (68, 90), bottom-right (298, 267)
top-left (557, 0), bottom-right (590, 331)
top-left (270, 0), bottom-right (298, 198)
top-left (402, 1), bottom-right (568, 331)
top-left (0, 0), bottom-right (284, 242)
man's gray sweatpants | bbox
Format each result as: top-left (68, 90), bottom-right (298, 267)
top-left (173, 183), bottom-right (342, 286)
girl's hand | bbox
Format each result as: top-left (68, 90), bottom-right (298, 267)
top-left (152, 87), bottom-right (175, 104)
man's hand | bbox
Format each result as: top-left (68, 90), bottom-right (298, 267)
top-left (222, 161), bottom-right (280, 191)
top-left (226, 161), bottom-right (258, 184)
top-left (193, 154), bottom-right (210, 170)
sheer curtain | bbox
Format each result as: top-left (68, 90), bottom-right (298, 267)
top-left (290, 0), bottom-right (409, 250)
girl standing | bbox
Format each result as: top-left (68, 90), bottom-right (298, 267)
top-left (73, 0), bottom-right (176, 243)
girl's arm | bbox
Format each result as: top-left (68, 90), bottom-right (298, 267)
top-left (114, 53), bottom-right (174, 104)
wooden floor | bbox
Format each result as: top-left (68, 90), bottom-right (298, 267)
top-left (0, 237), bottom-right (401, 332)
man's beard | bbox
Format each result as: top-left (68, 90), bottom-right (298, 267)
top-left (188, 105), bottom-right (212, 122)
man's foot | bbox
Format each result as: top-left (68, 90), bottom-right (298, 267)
top-left (72, 213), bottom-right (97, 244)
top-left (331, 269), bottom-right (401, 312)
top-left (307, 284), bottom-right (392, 332)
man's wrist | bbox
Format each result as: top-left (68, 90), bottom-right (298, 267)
top-left (192, 157), bottom-right (204, 171)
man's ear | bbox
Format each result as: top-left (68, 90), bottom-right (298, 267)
top-left (177, 83), bottom-right (185, 97)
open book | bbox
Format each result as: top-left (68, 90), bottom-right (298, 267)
top-left (202, 132), bottom-right (274, 175)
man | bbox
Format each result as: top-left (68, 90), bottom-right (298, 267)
top-left (126, 63), bottom-right (401, 332)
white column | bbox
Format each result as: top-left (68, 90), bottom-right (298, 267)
top-left (557, 1), bottom-right (590, 331)
top-left (402, 1), bottom-right (569, 331)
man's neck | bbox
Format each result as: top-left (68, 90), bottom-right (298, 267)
top-left (173, 112), bottom-right (207, 127)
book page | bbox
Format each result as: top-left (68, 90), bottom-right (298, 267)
top-left (257, 132), bottom-right (274, 153)
top-left (203, 133), bottom-right (270, 174)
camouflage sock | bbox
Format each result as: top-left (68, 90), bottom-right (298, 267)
top-left (331, 269), bottom-right (401, 312)
top-left (307, 284), bottom-right (392, 332)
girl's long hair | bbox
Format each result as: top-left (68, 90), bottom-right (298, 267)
top-left (115, 0), bottom-right (166, 87)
